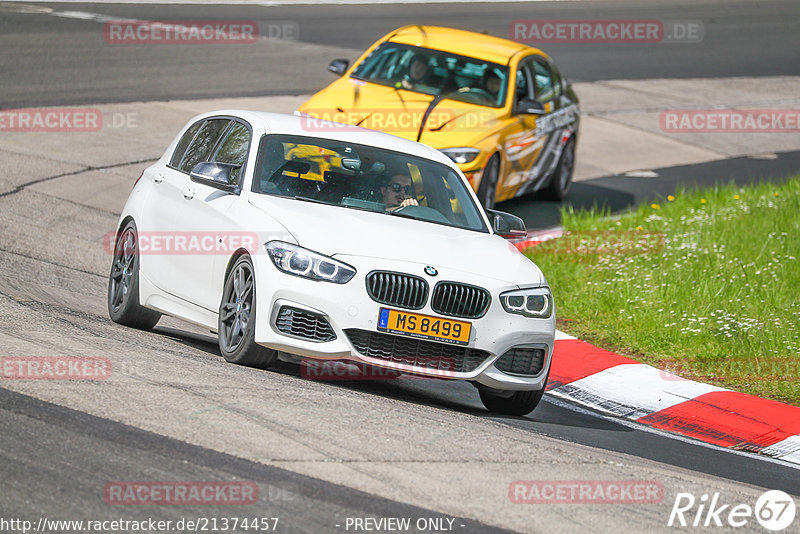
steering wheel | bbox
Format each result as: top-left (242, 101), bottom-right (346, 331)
top-left (458, 87), bottom-right (495, 104)
top-left (392, 204), bottom-right (451, 224)
top-left (393, 203), bottom-right (415, 214)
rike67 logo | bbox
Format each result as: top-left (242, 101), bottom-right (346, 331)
top-left (668, 490), bottom-right (796, 531)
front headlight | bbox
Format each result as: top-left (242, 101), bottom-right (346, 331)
top-left (440, 148), bottom-right (480, 165)
top-left (265, 241), bottom-right (356, 284)
top-left (500, 287), bottom-right (553, 318)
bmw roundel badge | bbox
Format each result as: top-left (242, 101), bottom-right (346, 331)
top-left (424, 266), bottom-right (438, 276)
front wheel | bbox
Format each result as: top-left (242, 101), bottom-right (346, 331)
top-left (479, 383), bottom-right (547, 416)
top-left (107, 221), bottom-right (161, 329)
top-left (476, 153), bottom-right (500, 209)
top-left (218, 255), bottom-right (276, 369)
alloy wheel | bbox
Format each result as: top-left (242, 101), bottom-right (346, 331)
top-left (559, 141), bottom-right (575, 193)
top-left (109, 229), bottom-right (136, 311)
top-left (219, 262), bottom-right (254, 353)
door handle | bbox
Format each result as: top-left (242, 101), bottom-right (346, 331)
top-left (154, 172), bottom-right (164, 184)
top-left (182, 187), bottom-right (195, 200)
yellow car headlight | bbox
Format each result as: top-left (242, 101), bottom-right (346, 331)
top-left (440, 148), bottom-right (480, 165)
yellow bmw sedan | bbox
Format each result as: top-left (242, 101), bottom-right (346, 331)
top-left (298, 25), bottom-right (580, 208)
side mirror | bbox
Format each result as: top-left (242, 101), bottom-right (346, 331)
top-left (328, 59), bottom-right (349, 76)
top-left (516, 98), bottom-right (546, 115)
top-left (189, 162), bottom-right (241, 194)
top-left (486, 208), bottom-right (527, 239)
top-left (341, 157), bottom-right (361, 171)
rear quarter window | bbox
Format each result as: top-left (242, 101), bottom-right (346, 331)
top-left (169, 121), bottom-right (202, 168)
top-left (177, 118), bottom-right (231, 173)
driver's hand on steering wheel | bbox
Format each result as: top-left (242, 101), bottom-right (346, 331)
top-left (388, 198), bottom-right (419, 212)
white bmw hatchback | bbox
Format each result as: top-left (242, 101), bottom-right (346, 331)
top-left (108, 110), bottom-right (555, 415)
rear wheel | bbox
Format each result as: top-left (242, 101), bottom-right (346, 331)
top-left (107, 221), bottom-right (161, 329)
top-left (543, 138), bottom-right (575, 201)
top-left (218, 255), bottom-right (276, 369)
top-left (476, 153), bottom-right (500, 209)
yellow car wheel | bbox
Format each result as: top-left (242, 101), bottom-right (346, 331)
top-left (477, 153), bottom-right (500, 209)
top-left (543, 139), bottom-right (575, 201)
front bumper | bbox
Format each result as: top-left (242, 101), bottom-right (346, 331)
top-left (252, 254), bottom-right (554, 391)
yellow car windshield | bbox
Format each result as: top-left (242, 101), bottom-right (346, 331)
top-left (351, 43), bottom-right (509, 109)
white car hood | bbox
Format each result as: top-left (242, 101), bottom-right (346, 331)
top-left (248, 194), bottom-right (542, 286)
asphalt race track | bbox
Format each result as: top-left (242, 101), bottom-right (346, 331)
top-left (1, 1), bottom-right (799, 533)
top-left (2, 0), bottom-right (800, 106)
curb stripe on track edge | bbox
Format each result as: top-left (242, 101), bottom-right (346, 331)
top-left (515, 234), bottom-right (800, 465)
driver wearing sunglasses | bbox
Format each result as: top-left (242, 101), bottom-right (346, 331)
top-left (381, 172), bottom-right (419, 211)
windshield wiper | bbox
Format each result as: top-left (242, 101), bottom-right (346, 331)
top-left (416, 87), bottom-right (488, 142)
top-left (384, 210), bottom-right (418, 220)
top-left (416, 89), bottom-right (469, 142)
top-left (289, 195), bottom-right (334, 206)
top-left (340, 203), bottom-right (381, 213)
top-left (292, 196), bottom-right (386, 214)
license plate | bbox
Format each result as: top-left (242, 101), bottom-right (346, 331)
top-left (377, 308), bottom-right (471, 346)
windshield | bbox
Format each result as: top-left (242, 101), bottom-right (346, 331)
top-left (351, 42), bottom-right (509, 109)
top-left (252, 134), bottom-right (488, 233)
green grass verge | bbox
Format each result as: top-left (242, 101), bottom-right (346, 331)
top-left (526, 177), bottom-right (800, 405)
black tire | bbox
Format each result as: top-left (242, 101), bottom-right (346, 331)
top-left (476, 153), bottom-right (500, 209)
top-left (218, 255), bottom-right (276, 369)
top-left (543, 138), bottom-right (575, 201)
top-left (479, 371), bottom-right (548, 416)
top-left (107, 221), bottom-right (161, 329)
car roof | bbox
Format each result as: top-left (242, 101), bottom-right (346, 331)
top-left (385, 25), bottom-right (536, 65)
top-left (190, 110), bottom-right (457, 168)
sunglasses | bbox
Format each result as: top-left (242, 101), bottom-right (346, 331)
top-left (388, 183), bottom-right (414, 194)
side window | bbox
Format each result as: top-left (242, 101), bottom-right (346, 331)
top-left (212, 122), bottom-right (250, 184)
top-left (169, 121), bottom-right (202, 168)
top-left (515, 62), bottom-right (537, 106)
top-left (549, 62), bottom-right (563, 99)
top-left (533, 61), bottom-right (555, 103)
top-left (514, 67), bottom-right (528, 103)
top-left (178, 119), bottom-right (231, 173)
